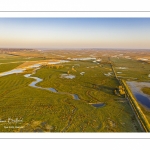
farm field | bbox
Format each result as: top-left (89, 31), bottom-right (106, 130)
top-left (0, 49), bottom-right (150, 132)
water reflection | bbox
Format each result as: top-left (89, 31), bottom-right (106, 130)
top-left (24, 73), bottom-right (79, 100)
top-left (90, 103), bottom-right (105, 108)
top-left (127, 81), bottom-right (150, 109)
top-left (0, 69), bottom-right (24, 77)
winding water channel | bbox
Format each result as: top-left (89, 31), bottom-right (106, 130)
top-left (127, 81), bottom-right (150, 109)
top-left (0, 63), bottom-right (106, 107)
top-left (24, 71), bottom-right (80, 100)
top-left (0, 64), bottom-right (80, 100)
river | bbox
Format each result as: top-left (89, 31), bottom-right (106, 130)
top-left (0, 65), bottom-right (80, 100)
top-left (24, 70), bottom-right (80, 100)
top-left (0, 63), bottom-right (106, 108)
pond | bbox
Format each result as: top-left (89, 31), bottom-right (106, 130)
top-left (126, 81), bottom-right (150, 109)
top-left (60, 74), bottom-right (75, 79)
top-left (72, 94), bottom-right (80, 100)
top-left (89, 103), bottom-right (105, 108)
top-left (28, 64), bottom-right (41, 68)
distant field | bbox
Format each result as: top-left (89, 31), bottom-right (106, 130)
top-left (111, 57), bottom-right (150, 81)
top-left (0, 54), bottom-right (45, 63)
top-left (0, 54), bottom-right (47, 73)
top-left (0, 63), bottom-right (23, 73)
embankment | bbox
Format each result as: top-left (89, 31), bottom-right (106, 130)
top-left (121, 79), bottom-right (150, 132)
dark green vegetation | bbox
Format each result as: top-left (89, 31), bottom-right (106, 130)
top-left (0, 53), bottom-right (142, 132)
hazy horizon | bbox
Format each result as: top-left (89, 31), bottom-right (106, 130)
top-left (0, 18), bottom-right (150, 49)
top-left (1, 47), bottom-right (150, 51)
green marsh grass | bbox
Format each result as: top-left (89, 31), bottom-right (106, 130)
top-left (0, 59), bottom-right (142, 132)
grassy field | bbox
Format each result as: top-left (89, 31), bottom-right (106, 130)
top-left (0, 54), bottom-right (142, 132)
top-left (2, 51), bottom-right (150, 132)
top-left (110, 57), bottom-right (150, 82)
top-left (111, 57), bottom-right (150, 128)
top-left (35, 61), bottom-right (118, 102)
top-left (0, 63), bottom-right (23, 73)
top-left (0, 54), bottom-right (45, 63)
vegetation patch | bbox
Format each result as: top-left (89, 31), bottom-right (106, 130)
top-left (0, 50), bottom-right (147, 132)
top-left (0, 63), bottom-right (23, 73)
top-left (142, 87), bottom-right (150, 95)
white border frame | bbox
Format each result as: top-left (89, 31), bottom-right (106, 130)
top-left (0, 11), bottom-right (150, 139)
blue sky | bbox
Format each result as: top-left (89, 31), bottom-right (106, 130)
top-left (0, 18), bottom-right (150, 49)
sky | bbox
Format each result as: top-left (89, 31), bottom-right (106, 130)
top-left (0, 18), bottom-right (150, 49)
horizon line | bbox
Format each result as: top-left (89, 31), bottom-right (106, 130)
top-left (0, 47), bottom-right (150, 51)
